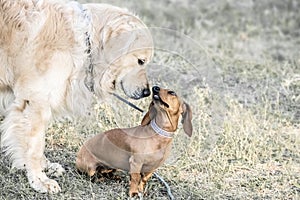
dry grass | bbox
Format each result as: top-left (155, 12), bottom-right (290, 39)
top-left (1, 0), bottom-right (300, 199)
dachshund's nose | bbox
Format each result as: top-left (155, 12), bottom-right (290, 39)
top-left (152, 86), bottom-right (160, 94)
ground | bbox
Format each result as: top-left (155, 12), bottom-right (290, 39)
top-left (1, 0), bottom-right (300, 199)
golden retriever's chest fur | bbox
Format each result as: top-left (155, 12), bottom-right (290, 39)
top-left (0, 0), bottom-right (91, 115)
top-left (0, 0), bottom-right (89, 72)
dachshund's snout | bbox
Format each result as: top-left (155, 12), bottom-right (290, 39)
top-left (152, 86), bottom-right (160, 94)
top-left (152, 86), bottom-right (160, 100)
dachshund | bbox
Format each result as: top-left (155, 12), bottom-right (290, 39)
top-left (76, 86), bottom-right (192, 197)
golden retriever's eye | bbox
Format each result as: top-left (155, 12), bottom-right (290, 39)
top-left (138, 58), bottom-right (145, 66)
top-left (168, 91), bottom-right (176, 96)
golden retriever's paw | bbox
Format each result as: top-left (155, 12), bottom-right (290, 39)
top-left (28, 172), bottom-right (61, 193)
top-left (47, 162), bottom-right (65, 177)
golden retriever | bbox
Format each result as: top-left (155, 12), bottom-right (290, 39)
top-left (0, 0), bottom-right (153, 193)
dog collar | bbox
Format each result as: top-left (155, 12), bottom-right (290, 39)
top-left (150, 120), bottom-right (173, 138)
top-left (76, 3), bottom-right (94, 93)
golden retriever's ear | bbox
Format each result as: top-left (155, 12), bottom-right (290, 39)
top-left (181, 102), bottom-right (193, 137)
top-left (141, 102), bottom-right (156, 126)
top-left (101, 23), bottom-right (137, 57)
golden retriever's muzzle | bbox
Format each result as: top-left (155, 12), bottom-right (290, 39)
top-left (134, 88), bottom-right (150, 99)
top-left (121, 81), bottom-right (150, 99)
top-left (119, 67), bottom-right (151, 99)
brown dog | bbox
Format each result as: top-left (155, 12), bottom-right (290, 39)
top-left (76, 86), bottom-right (192, 197)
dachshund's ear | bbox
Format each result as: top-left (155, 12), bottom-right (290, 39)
top-left (141, 102), bottom-right (156, 126)
top-left (181, 102), bottom-right (193, 137)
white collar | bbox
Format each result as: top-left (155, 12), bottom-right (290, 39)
top-left (150, 120), bottom-right (173, 138)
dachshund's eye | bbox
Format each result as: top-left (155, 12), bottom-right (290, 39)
top-left (138, 58), bottom-right (145, 66)
top-left (168, 91), bottom-right (176, 96)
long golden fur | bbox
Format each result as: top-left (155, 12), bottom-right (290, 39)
top-left (0, 0), bottom-right (153, 193)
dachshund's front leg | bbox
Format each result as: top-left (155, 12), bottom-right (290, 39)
top-left (129, 156), bottom-right (142, 197)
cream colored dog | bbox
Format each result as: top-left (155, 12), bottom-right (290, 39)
top-left (76, 86), bottom-right (192, 197)
top-left (0, 0), bottom-right (153, 193)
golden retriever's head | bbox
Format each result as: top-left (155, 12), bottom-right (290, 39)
top-left (94, 13), bottom-right (153, 99)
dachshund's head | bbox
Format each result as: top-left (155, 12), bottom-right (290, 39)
top-left (141, 86), bottom-right (193, 137)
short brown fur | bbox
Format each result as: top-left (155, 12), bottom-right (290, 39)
top-left (76, 87), bottom-right (193, 197)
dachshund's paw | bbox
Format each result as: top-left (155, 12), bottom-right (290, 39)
top-left (129, 190), bottom-right (143, 199)
top-left (129, 189), bottom-right (138, 197)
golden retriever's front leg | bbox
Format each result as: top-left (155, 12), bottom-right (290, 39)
top-left (25, 104), bottom-right (62, 193)
top-left (1, 99), bottom-right (61, 193)
top-left (27, 149), bottom-right (61, 193)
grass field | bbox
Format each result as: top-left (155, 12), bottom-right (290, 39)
top-left (1, 0), bottom-right (300, 199)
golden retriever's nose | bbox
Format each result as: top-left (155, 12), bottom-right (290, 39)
top-left (142, 88), bottom-right (151, 97)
